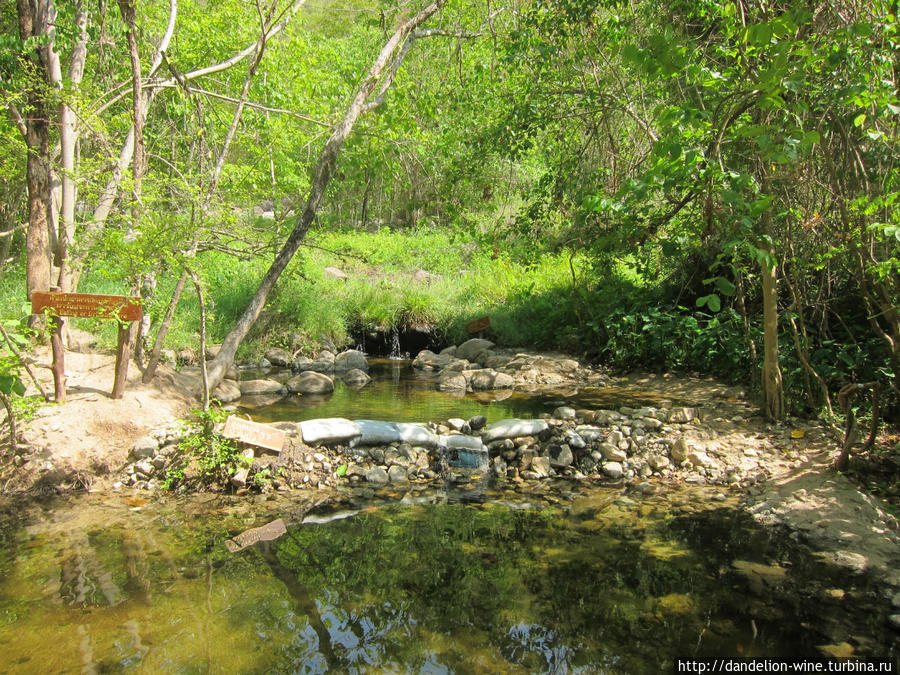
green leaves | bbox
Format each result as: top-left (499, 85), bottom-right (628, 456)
top-left (0, 374), bottom-right (25, 397)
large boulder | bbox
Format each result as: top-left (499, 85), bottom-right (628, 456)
top-left (437, 371), bottom-right (467, 391)
top-left (212, 379), bottom-right (242, 403)
top-left (334, 349), bottom-right (369, 371)
top-left (456, 338), bottom-right (494, 362)
top-left (413, 349), bottom-right (452, 370)
top-left (264, 347), bottom-right (293, 367)
top-left (239, 379), bottom-right (286, 396)
top-left (469, 370), bottom-right (496, 391)
top-left (287, 371), bottom-right (334, 394)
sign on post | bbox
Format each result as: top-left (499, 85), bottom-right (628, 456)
top-left (466, 315), bottom-right (491, 334)
top-left (31, 291), bottom-right (142, 402)
top-left (31, 292), bottom-right (142, 322)
top-left (222, 416), bottom-right (286, 453)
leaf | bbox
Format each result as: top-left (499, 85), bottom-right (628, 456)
top-left (335, 464), bottom-right (348, 477)
top-left (0, 374), bottom-right (25, 396)
top-left (696, 294), bottom-right (721, 312)
top-left (716, 277), bottom-right (737, 296)
top-left (853, 113), bottom-right (866, 127)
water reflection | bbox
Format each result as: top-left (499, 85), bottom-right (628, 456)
top-left (0, 487), bottom-right (891, 673)
top-left (239, 359), bottom-right (683, 425)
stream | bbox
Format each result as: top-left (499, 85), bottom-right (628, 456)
top-left (0, 483), bottom-right (894, 673)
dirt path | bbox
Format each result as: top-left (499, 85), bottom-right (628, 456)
top-left (5, 346), bottom-right (196, 491)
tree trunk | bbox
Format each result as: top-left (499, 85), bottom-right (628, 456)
top-left (760, 239), bottom-right (785, 420)
top-left (205, 1), bottom-right (444, 391)
top-left (143, 271), bottom-right (187, 383)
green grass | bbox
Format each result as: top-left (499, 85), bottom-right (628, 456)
top-left (0, 228), bottom-right (599, 359)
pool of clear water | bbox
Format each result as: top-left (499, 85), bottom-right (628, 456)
top-left (237, 359), bottom-right (687, 425)
top-left (0, 484), bottom-right (891, 673)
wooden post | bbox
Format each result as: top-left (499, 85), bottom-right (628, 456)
top-left (49, 314), bottom-right (66, 403)
top-left (111, 321), bottom-right (134, 400)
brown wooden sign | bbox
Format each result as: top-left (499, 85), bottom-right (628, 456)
top-left (32, 291), bottom-right (142, 322)
top-left (466, 315), bottom-right (491, 334)
top-left (223, 416), bottom-right (286, 453)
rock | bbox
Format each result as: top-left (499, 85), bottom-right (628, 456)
top-left (413, 349), bottom-right (452, 370)
top-left (365, 466), bottom-right (389, 485)
top-left (439, 345), bottom-right (457, 357)
top-left (602, 462), bottom-right (624, 479)
top-left (888, 615), bottom-right (900, 631)
top-left (598, 443), bottom-right (627, 462)
top-left (286, 371), bottom-right (334, 395)
top-left (212, 379), bottom-right (242, 404)
top-left (468, 415), bottom-right (487, 431)
top-left (334, 349), bottom-right (369, 371)
top-left (456, 338), bottom-right (494, 361)
top-left (668, 407), bottom-right (697, 424)
top-left (135, 459), bottom-right (155, 476)
top-left (265, 347), bottom-right (293, 367)
top-left (531, 456), bottom-right (552, 478)
top-left (671, 438), bottom-right (690, 462)
top-left (687, 450), bottom-right (715, 468)
top-left (647, 454), bottom-right (670, 471)
top-left (447, 418), bottom-right (468, 432)
top-left (231, 468), bottom-right (249, 488)
top-left (492, 372), bottom-right (515, 388)
top-left (341, 368), bottom-right (372, 386)
top-left (258, 357), bottom-right (272, 369)
top-left (239, 379), bottom-right (286, 396)
top-left (482, 419), bottom-right (549, 443)
top-left (299, 418), bottom-right (361, 445)
top-left (563, 429), bottom-right (586, 449)
top-left (553, 406), bottom-right (577, 420)
top-left (177, 347), bottom-right (197, 365)
top-left (292, 356), bottom-right (312, 371)
top-left (437, 372), bottom-right (467, 391)
top-left (469, 370), bottom-right (496, 391)
top-left (131, 436), bottom-right (159, 460)
top-left (549, 444), bottom-right (574, 468)
top-left (388, 465), bottom-right (409, 483)
top-left (892, 591), bottom-right (900, 609)
top-left (323, 265), bottom-right (348, 281)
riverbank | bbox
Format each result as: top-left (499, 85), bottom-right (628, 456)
top-left (2, 341), bottom-right (900, 641)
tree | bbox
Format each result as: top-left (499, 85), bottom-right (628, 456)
top-left (206, 0), bottom-right (445, 390)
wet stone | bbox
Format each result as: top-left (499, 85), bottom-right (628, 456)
top-left (602, 462), bottom-right (624, 479)
top-left (365, 467), bottom-right (390, 485)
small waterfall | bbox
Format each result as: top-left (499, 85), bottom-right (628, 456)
top-left (388, 330), bottom-right (403, 360)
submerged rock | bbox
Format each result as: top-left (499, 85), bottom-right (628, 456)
top-left (341, 368), bottom-right (372, 386)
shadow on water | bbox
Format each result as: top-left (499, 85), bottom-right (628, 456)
top-left (0, 486), bottom-right (895, 673)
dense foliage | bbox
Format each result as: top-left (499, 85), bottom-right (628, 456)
top-left (1, 0), bottom-right (898, 424)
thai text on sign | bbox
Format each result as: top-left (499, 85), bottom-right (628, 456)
top-left (222, 416), bottom-right (286, 453)
top-left (31, 292), bottom-right (142, 322)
